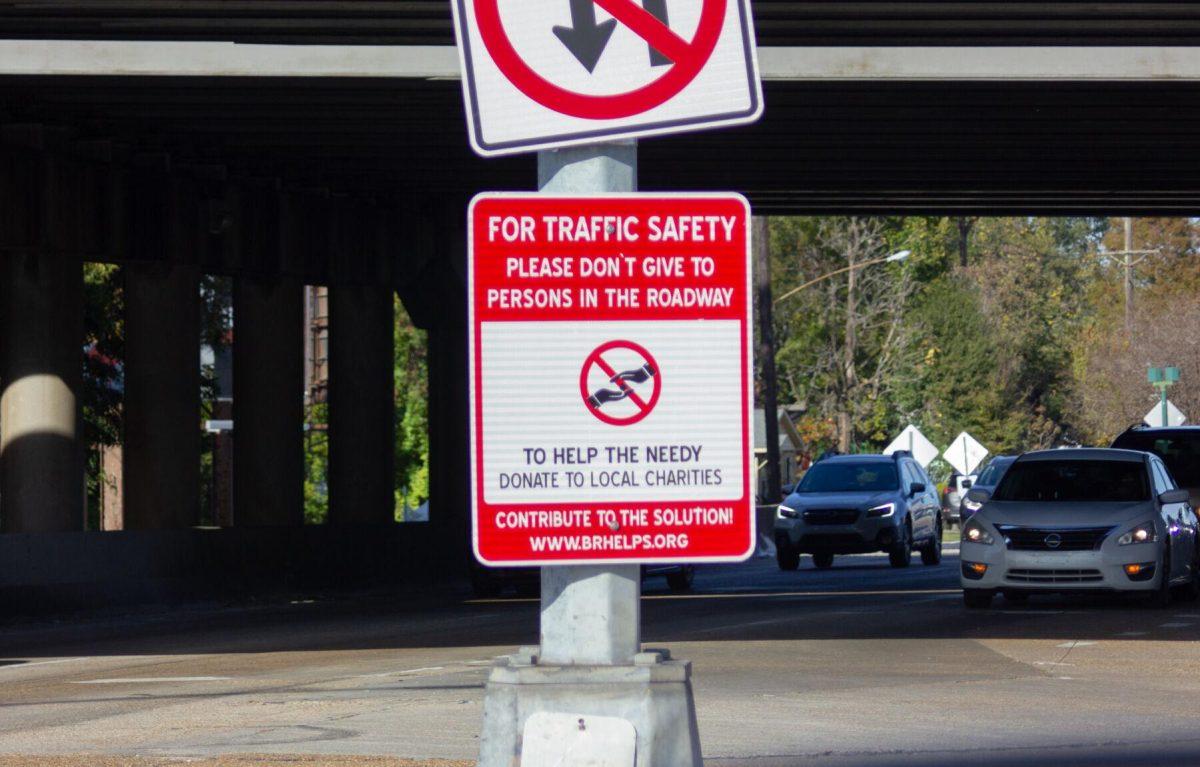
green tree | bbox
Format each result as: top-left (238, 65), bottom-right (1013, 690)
top-left (304, 403), bottom-right (329, 525)
top-left (82, 263), bottom-right (124, 528)
top-left (770, 217), bottom-right (915, 453)
top-left (394, 296), bottom-right (429, 519)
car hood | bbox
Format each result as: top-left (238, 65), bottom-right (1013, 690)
top-left (785, 491), bottom-right (896, 510)
top-left (977, 501), bottom-right (1153, 528)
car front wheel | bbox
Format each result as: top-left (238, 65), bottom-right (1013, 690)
top-left (1148, 551), bottom-right (1173, 608)
top-left (1171, 548), bottom-right (1199, 602)
top-left (920, 520), bottom-right (943, 566)
top-left (889, 523), bottom-right (912, 568)
top-left (777, 546), bottom-right (800, 571)
top-left (812, 552), bottom-right (835, 569)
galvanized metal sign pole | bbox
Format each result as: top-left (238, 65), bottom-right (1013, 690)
top-left (477, 141), bottom-right (706, 765)
top-left (536, 142), bottom-right (643, 668)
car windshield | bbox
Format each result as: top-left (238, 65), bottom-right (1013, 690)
top-left (796, 462), bottom-right (898, 493)
top-left (992, 460), bottom-right (1150, 503)
top-left (1112, 433), bottom-right (1200, 489)
top-left (975, 459), bottom-right (1013, 487)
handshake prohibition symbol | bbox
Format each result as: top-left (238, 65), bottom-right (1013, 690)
top-left (587, 363), bottom-right (658, 409)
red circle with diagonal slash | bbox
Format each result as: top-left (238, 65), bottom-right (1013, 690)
top-left (579, 340), bottom-right (662, 426)
top-left (474, 0), bottom-right (727, 120)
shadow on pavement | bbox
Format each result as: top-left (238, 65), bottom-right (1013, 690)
top-left (0, 555), bottom-right (1196, 658)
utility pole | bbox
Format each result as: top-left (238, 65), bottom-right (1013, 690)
top-left (1123, 217), bottom-right (1134, 331)
top-left (1098, 217), bottom-right (1156, 333)
top-left (956, 217), bottom-right (974, 269)
top-left (754, 216), bottom-right (781, 504)
top-left (839, 243), bottom-right (858, 454)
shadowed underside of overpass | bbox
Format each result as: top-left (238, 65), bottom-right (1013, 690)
top-left (6, 2), bottom-right (1200, 214)
top-left (7, 77), bottom-right (1200, 216)
top-left (2, 1), bottom-right (1200, 611)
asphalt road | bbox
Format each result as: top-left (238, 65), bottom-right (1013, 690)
top-left (2, 544), bottom-right (1200, 766)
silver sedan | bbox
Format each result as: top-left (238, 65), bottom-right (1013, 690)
top-left (960, 448), bottom-right (1200, 608)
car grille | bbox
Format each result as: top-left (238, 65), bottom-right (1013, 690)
top-left (803, 508), bottom-right (860, 525)
top-left (1007, 568), bottom-right (1104, 584)
top-left (800, 533), bottom-right (865, 547)
top-left (995, 525), bottom-right (1113, 551)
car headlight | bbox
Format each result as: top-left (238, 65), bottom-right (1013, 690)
top-left (1117, 522), bottom-right (1157, 546)
top-left (962, 519), bottom-right (995, 545)
top-left (866, 502), bottom-right (895, 518)
top-left (778, 505), bottom-right (799, 519)
top-left (962, 497), bottom-right (983, 512)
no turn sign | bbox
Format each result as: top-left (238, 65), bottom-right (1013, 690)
top-left (451, 0), bottom-right (763, 156)
top-left (469, 193), bottom-right (755, 565)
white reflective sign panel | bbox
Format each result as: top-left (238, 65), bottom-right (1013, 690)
top-left (944, 431), bottom-right (989, 476)
top-left (451, 0), bottom-right (763, 156)
top-left (883, 425), bottom-right (939, 468)
top-left (1144, 400), bottom-right (1188, 428)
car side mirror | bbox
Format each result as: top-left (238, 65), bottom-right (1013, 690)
top-left (909, 482), bottom-right (926, 496)
top-left (1159, 489), bottom-right (1190, 505)
top-left (965, 488), bottom-right (991, 504)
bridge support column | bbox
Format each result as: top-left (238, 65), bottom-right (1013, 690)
top-left (328, 283), bottom-right (395, 525)
top-left (233, 275), bottom-right (304, 527)
top-left (425, 256), bottom-right (470, 558)
top-left (0, 156), bottom-right (84, 533)
top-left (122, 262), bottom-right (200, 529)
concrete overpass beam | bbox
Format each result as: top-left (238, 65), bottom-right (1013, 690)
top-left (0, 154), bottom-right (85, 533)
top-left (122, 261), bottom-right (200, 530)
top-left (327, 283), bottom-right (395, 525)
top-left (232, 275), bottom-right (304, 527)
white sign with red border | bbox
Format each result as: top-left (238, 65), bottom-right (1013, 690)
top-left (450, 0), bottom-right (763, 157)
top-left (469, 193), bottom-right (755, 565)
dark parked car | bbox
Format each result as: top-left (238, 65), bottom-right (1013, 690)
top-left (774, 452), bottom-right (943, 570)
top-left (959, 456), bottom-right (1016, 521)
top-left (1112, 425), bottom-right (1200, 506)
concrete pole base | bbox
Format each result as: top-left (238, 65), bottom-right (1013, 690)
top-left (478, 648), bottom-right (703, 767)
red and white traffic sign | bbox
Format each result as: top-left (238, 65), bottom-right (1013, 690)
top-left (451, 0), bottom-right (762, 157)
top-left (469, 193), bottom-right (754, 565)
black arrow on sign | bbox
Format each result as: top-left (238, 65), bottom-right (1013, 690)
top-left (642, 0), bottom-right (671, 67)
top-left (553, 0), bottom-right (619, 73)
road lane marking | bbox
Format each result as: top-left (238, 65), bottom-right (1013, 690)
top-left (1117, 631), bottom-right (1149, 636)
top-left (1055, 641), bottom-right (1097, 648)
top-left (0, 657), bottom-right (88, 672)
top-left (73, 676), bottom-right (232, 684)
top-left (998, 610), bottom-right (1065, 615)
top-left (1159, 622), bottom-right (1193, 628)
top-left (356, 666), bottom-right (447, 678)
top-left (1033, 661), bottom-right (1075, 666)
